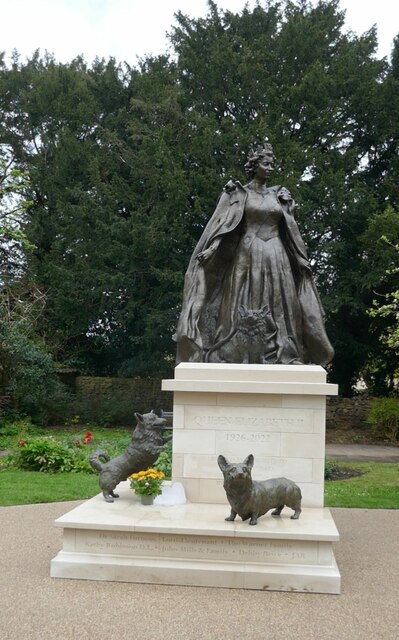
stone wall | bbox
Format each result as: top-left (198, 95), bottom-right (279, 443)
top-left (326, 396), bottom-right (373, 431)
top-left (76, 376), bottom-right (173, 414)
top-left (75, 376), bottom-right (372, 431)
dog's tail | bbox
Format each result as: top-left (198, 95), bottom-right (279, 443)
top-left (89, 449), bottom-right (110, 472)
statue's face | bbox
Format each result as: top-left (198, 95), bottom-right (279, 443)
top-left (255, 153), bottom-right (275, 180)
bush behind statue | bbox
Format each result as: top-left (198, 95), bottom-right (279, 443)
top-left (65, 392), bottom-right (138, 427)
top-left (367, 398), bottom-right (399, 443)
top-left (12, 438), bottom-right (94, 473)
top-left (0, 313), bottom-right (73, 425)
top-left (4, 430), bottom-right (172, 476)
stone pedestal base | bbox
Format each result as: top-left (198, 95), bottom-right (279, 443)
top-left (51, 482), bottom-right (340, 594)
top-left (162, 364), bottom-right (338, 508)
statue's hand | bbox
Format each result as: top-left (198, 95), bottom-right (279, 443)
top-left (224, 179), bottom-right (237, 194)
top-left (277, 186), bottom-right (292, 202)
top-left (196, 246), bottom-right (215, 265)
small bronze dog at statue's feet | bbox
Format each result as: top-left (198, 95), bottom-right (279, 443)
top-left (90, 410), bottom-right (171, 502)
top-left (218, 454), bottom-right (302, 525)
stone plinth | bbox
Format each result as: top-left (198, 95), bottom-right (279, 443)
top-left (52, 363), bottom-right (341, 594)
top-left (162, 364), bottom-right (338, 507)
top-left (51, 482), bottom-right (340, 593)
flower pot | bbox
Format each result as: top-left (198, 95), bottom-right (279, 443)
top-left (140, 494), bottom-right (155, 505)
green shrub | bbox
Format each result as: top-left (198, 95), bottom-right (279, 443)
top-left (324, 459), bottom-right (342, 480)
top-left (367, 398), bottom-right (399, 442)
top-left (13, 437), bottom-right (95, 473)
top-left (15, 438), bottom-right (75, 472)
top-left (0, 418), bottom-right (44, 448)
top-left (0, 316), bottom-right (73, 425)
top-left (153, 441), bottom-right (172, 479)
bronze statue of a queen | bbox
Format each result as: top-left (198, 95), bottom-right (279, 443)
top-left (176, 143), bottom-right (334, 366)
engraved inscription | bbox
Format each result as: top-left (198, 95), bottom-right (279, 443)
top-left (76, 531), bottom-right (317, 564)
top-left (194, 415), bottom-right (302, 427)
top-left (225, 432), bottom-right (271, 442)
top-left (184, 406), bottom-right (313, 434)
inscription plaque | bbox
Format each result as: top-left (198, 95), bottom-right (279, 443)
top-left (75, 530), bottom-right (319, 565)
top-left (185, 406), bottom-right (313, 433)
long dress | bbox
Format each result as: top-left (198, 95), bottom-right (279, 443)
top-left (176, 181), bottom-right (334, 366)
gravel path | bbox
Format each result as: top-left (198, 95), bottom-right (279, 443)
top-left (0, 501), bottom-right (398, 640)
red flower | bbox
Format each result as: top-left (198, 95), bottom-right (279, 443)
top-left (82, 437), bottom-right (88, 445)
top-left (18, 440), bottom-right (26, 447)
top-left (85, 431), bottom-right (93, 442)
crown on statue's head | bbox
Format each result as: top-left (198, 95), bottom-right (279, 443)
top-left (248, 141), bottom-right (274, 158)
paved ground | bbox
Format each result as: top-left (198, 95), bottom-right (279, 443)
top-left (1, 446), bottom-right (398, 639)
top-left (1, 500), bottom-right (398, 640)
top-left (325, 443), bottom-right (399, 462)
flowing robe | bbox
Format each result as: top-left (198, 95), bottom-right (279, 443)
top-left (176, 180), bottom-right (334, 366)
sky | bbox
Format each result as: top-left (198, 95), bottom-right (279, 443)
top-left (0, 0), bottom-right (398, 65)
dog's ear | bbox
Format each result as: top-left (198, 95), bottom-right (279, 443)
top-left (135, 412), bottom-right (144, 425)
top-left (243, 454), bottom-right (254, 470)
top-left (217, 455), bottom-right (229, 472)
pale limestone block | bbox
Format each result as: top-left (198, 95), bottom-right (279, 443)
top-left (173, 430), bottom-right (216, 455)
top-left (184, 405), bottom-right (313, 433)
top-left (51, 489), bottom-right (340, 593)
top-left (175, 477), bottom-right (200, 502)
top-left (282, 395), bottom-right (326, 409)
top-left (165, 379), bottom-right (337, 395)
top-left (281, 432), bottom-right (325, 459)
top-left (252, 457), bottom-right (313, 483)
top-left (312, 409), bottom-right (327, 434)
top-left (215, 431), bottom-right (280, 457)
top-left (171, 453), bottom-right (184, 478)
top-left (62, 529), bottom-right (76, 551)
top-left (298, 483), bottom-right (324, 507)
top-left (183, 455), bottom-right (221, 479)
top-left (174, 362), bottom-right (327, 383)
top-left (216, 393), bottom-right (283, 407)
top-left (312, 458), bottom-right (326, 484)
top-left (317, 541), bottom-right (334, 565)
top-left (171, 404), bottom-right (184, 429)
top-left (198, 478), bottom-right (226, 504)
top-left (174, 391), bottom-right (217, 406)
top-left (242, 563), bottom-right (340, 593)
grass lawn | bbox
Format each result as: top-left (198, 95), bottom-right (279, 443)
top-left (1, 424), bottom-right (398, 508)
top-left (0, 469), bottom-right (100, 506)
top-left (0, 460), bottom-right (398, 508)
top-left (324, 461), bottom-right (399, 509)
top-left (0, 425), bottom-right (131, 506)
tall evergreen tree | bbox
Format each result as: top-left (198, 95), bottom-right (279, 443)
top-left (0, 1), bottom-right (398, 391)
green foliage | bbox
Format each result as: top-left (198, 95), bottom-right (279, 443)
top-left (0, 417), bottom-right (43, 447)
top-left (0, 152), bottom-right (34, 285)
top-left (129, 468), bottom-right (164, 496)
top-left (0, 3), bottom-right (398, 393)
top-left (153, 440), bottom-right (172, 479)
top-left (367, 398), bottom-right (399, 442)
top-left (1, 425), bottom-right (132, 474)
top-left (324, 458), bottom-right (342, 480)
top-left (0, 300), bottom-right (72, 423)
top-left (13, 437), bottom-right (93, 473)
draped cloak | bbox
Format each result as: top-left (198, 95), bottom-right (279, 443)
top-left (175, 180), bottom-right (334, 366)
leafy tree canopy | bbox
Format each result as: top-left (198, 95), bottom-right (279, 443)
top-left (0, 1), bottom-right (398, 394)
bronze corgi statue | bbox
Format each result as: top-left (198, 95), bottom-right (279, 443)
top-left (90, 410), bottom-right (171, 502)
top-left (218, 454), bottom-right (302, 525)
